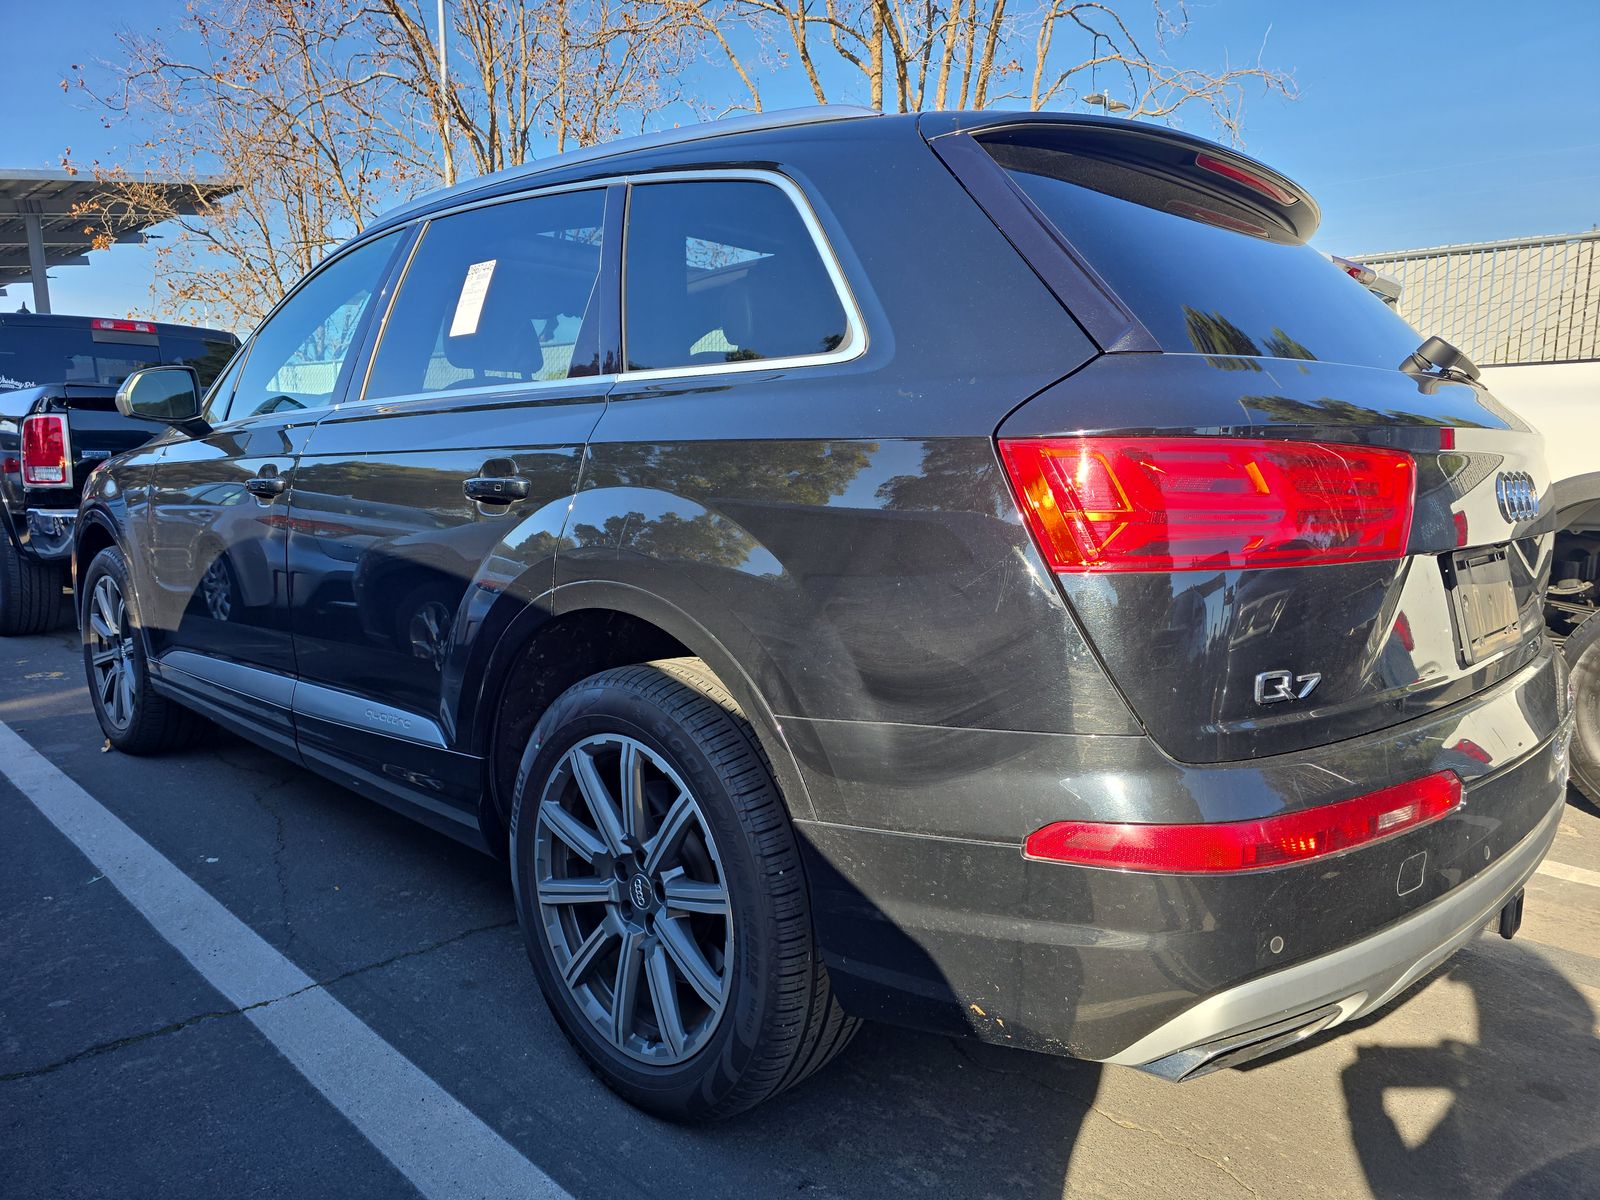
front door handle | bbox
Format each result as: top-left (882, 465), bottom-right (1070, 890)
top-left (464, 476), bottom-right (530, 504)
top-left (245, 475), bottom-right (287, 499)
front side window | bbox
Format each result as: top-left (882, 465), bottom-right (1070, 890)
top-left (623, 179), bottom-right (851, 372)
top-left (226, 232), bottom-right (400, 422)
top-left (364, 189), bottom-right (606, 401)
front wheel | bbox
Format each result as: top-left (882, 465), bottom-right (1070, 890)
top-left (81, 546), bottom-right (202, 754)
top-left (509, 657), bottom-right (857, 1120)
top-left (1564, 612), bottom-right (1600, 802)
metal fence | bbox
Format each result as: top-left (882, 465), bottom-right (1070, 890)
top-left (1350, 231), bottom-right (1600, 366)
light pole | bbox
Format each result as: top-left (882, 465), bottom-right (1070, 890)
top-left (1083, 91), bottom-right (1131, 116)
top-left (436, 0), bottom-right (454, 186)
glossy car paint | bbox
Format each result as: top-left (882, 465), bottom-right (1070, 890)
top-left (76, 109), bottom-right (1570, 1069)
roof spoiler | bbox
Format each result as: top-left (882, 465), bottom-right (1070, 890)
top-left (921, 111), bottom-right (1320, 244)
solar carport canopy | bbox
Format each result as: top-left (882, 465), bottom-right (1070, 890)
top-left (0, 169), bottom-right (234, 313)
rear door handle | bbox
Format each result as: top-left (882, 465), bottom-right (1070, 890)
top-left (245, 475), bottom-right (287, 499)
top-left (464, 476), bottom-right (530, 504)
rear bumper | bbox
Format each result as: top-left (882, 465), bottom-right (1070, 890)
top-left (790, 647), bottom-right (1572, 1062)
top-left (24, 508), bottom-right (76, 560)
top-left (1106, 782), bottom-right (1566, 1075)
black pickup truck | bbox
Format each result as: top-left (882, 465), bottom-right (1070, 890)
top-left (0, 312), bottom-right (237, 634)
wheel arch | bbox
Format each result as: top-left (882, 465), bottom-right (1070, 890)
top-left (1551, 470), bottom-right (1600, 535)
top-left (462, 577), bottom-right (818, 855)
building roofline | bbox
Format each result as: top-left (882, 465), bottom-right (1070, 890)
top-left (1351, 229), bottom-right (1600, 262)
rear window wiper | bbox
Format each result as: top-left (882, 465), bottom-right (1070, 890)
top-left (1401, 335), bottom-right (1480, 384)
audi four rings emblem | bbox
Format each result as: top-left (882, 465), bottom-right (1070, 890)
top-left (1495, 471), bottom-right (1539, 523)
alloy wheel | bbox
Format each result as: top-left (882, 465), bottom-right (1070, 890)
top-left (87, 575), bottom-right (137, 730)
top-left (533, 734), bottom-right (734, 1066)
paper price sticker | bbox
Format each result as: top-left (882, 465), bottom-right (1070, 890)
top-left (449, 259), bottom-right (498, 338)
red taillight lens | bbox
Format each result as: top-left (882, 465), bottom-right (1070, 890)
top-left (21, 415), bottom-right (71, 487)
top-left (1024, 771), bottom-right (1462, 873)
top-left (998, 437), bottom-right (1416, 572)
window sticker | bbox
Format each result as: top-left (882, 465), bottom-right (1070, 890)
top-left (449, 259), bottom-right (497, 337)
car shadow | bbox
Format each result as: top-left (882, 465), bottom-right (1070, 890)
top-left (1245, 935), bottom-right (1600, 1199)
top-left (705, 1025), bottom-right (1102, 1198)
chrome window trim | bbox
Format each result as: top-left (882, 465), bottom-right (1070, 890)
top-left (344, 168), bottom-right (868, 411)
top-left (340, 372), bottom-right (619, 415)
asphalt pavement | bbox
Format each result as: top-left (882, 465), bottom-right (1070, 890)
top-left (3, 623), bottom-right (1598, 1199)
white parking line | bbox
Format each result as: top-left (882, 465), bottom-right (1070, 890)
top-left (0, 720), bottom-right (572, 1200)
top-left (1538, 859), bottom-right (1600, 890)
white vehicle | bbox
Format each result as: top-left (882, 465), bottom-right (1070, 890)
top-left (1339, 239), bottom-right (1599, 801)
top-left (1482, 363), bottom-right (1600, 801)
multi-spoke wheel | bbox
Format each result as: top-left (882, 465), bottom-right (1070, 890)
top-left (87, 574), bottom-right (137, 729)
top-left (80, 546), bottom-right (201, 754)
top-left (510, 657), bottom-right (859, 1120)
top-left (535, 734), bottom-right (733, 1065)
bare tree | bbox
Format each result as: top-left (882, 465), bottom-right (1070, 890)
top-left (66, 0), bottom-right (702, 325)
top-left (713, 0), bottom-right (1293, 140)
top-left (64, 0), bottom-right (1291, 327)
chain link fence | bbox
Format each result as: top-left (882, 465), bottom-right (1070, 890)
top-left (1350, 231), bottom-right (1600, 366)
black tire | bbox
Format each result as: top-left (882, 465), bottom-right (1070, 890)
top-left (509, 657), bottom-right (858, 1121)
top-left (81, 546), bottom-right (203, 755)
top-left (1564, 612), bottom-right (1600, 803)
top-left (0, 533), bottom-right (67, 636)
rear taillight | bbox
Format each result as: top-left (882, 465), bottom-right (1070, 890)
top-left (1024, 771), bottom-right (1462, 873)
top-left (998, 437), bottom-right (1416, 572)
top-left (21, 415), bottom-right (71, 487)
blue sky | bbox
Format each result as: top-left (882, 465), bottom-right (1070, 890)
top-left (5, 0), bottom-right (1598, 325)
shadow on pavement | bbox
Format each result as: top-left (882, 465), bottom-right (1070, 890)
top-left (1335, 941), bottom-right (1600, 1200)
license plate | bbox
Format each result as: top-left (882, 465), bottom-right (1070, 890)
top-left (1442, 546), bottom-right (1520, 665)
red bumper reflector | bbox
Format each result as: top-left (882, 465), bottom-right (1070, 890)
top-left (1024, 771), bottom-right (1463, 873)
top-left (998, 436), bottom-right (1416, 572)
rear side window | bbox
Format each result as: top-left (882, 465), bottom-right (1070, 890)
top-left (365, 189), bottom-right (606, 401)
top-left (623, 179), bottom-right (851, 372)
top-left (979, 130), bottom-right (1422, 369)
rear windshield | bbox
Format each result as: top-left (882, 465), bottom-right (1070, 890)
top-left (0, 325), bottom-right (236, 392)
top-left (980, 133), bottom-right (1423, 370)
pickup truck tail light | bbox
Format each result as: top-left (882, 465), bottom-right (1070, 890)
top-left (997, 436), bottom-right (1416, 572)
top-left (1024, 771), bottom-right (1463, 873)
top-left (21, 415), bottom-right (72, 488)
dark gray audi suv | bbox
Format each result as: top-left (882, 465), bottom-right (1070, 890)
top-left (78, 106), bottom-right (1573, 1119)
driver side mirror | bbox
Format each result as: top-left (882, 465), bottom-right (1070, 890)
top-left (115, 366), bottom-right (210, 436)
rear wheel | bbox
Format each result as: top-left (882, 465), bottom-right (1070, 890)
top-left (509, 657), bottom-right (858, 1120)
top-left (1564, 612), bottom-right (1600, 802)
top-left (0, 535), bottom-right (66, 636)
top-left (81, 546), bottom-right (202, 754)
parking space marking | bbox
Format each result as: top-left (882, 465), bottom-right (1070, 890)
top-left (0, 720), bottom-right (573, 1200)
top-left (1538, 859), bottom-right (1600, 890)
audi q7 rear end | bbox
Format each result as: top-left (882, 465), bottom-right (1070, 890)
top-left (807, 114), bottom-right (1572, 1081)
top-left (83, 108), bottom-right (1572, 1118)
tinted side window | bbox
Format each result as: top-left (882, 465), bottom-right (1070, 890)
top-left (365, 190), bottom-right (606, 401)
top-left (160, 334), bottom-right (239, 390)
top-left (623, 180), bottom-right (850, 372)
top-left (226, 232), bottom-right (399, 422)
